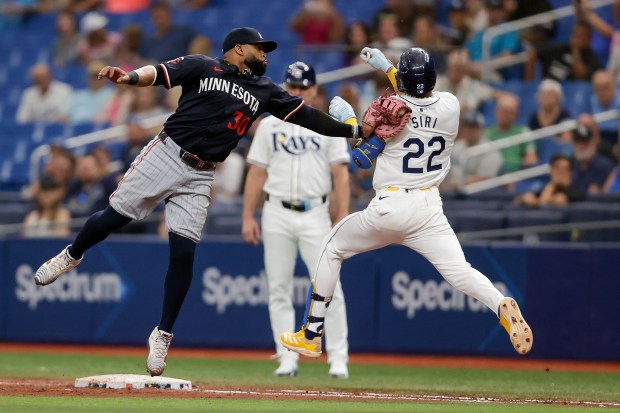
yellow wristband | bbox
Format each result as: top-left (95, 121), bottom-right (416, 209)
top-left (386, 67), bottom-right (398, 90)
top-left (345, 117), bottom-right (358, 126)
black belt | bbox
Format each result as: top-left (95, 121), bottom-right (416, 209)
top-left (158, 130), bottom-right (217, 171)
top-left (266, 194), bottom-right (327, 212)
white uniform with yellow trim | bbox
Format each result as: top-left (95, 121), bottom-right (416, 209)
top-left (312, 91), bottom-right (504, 319)
top-left (247, 115), bottom-right (350, 372)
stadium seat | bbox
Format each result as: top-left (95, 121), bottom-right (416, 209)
top-left (504, 208), bottom-right (568, 242)
top-left (445, 209), bottom-right (505, 234)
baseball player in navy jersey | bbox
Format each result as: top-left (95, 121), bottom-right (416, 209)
top-left (281, 47), bottom-right (533, 358)
top-left (32, 27), bottom-right (366, 377)
top-left (242, 62), bottom-right (350, 378)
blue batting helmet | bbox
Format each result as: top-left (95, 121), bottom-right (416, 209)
top-left (396, 48), bottom-right (436, 97)
top-left (284, 61), bottom-right (316, 87)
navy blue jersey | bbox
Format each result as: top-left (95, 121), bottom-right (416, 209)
top-left (153, 55), bottom-right (304, 162)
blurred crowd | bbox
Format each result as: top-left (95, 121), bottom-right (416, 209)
top-left (2, 0), bottom-right (620, 237)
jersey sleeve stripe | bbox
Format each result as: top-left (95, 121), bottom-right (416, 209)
top-left (159, 63), bottom-right (171, 89)
top-left (329, 156), bottom-right (351, 165)
top-left (283, 101), bottom-right (305, 122)
top-left (246, 158), bottom-right (268, 168)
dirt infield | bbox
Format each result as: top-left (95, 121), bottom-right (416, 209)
top-left (1, 378), bottom-right (619, 408)
top-left (1, 342), bottom-right (619, 373)
top-left (1, 343), bottom-right (619, 406)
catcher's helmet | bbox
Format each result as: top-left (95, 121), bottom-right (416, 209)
top-left (284, 61), bottom-right (316, 87)
top-left (396, 48), bottom-right (436, 97)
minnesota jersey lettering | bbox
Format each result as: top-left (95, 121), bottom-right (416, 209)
top-left (198, 77), bottom-right (260, 114)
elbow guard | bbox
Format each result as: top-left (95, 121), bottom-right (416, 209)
top-left (352, 136), bottom-right (385, 169)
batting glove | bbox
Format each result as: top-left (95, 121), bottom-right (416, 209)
top-left (352, 136), bottom-right (385, 169)
top-left (329, 96), bottom-right (356, 124)
top-left (360, 47), bottom-right (393, 73)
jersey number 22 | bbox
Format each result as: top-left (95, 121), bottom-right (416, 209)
top-left (402, 136), bottom-right (445, 174)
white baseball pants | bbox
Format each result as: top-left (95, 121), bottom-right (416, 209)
top-left (262, 200), bottom-right (349, 365)
top-left (311, 187), bottom-right (504, 323)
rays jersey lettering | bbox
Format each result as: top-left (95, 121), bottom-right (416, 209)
top-left (272, 133), bottom-right (321, 155)
top-left (153, 54), bottom-right (303, 162)
top-left (247, 116), bottom-right (350, 199)
top-left (373, 92), bottom-right (460, 190)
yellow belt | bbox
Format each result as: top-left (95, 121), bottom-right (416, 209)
top-left (385, 186), bottom-right (431, 192)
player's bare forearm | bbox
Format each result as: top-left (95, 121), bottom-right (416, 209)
top-left (242, 165), bottom-right (267, 245)
top-left (331, 163), bottom-right (350, 224)
top-left (98, 65), bottom-right (156, 87)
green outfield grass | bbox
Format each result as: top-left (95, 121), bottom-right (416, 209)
top-left (0, 350), bottom-right (618, 412)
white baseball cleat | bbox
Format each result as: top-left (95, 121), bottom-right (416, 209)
top-left (274, 357), bottom-right (298, 377)
top-left (146, 327), bottom-right (174, 377)
top-left (34, 245), bottom-right (83, 286)
top-left (328, 359), bottom-right (349, 379)
top-left (499, 297), bottom-right (533, 355)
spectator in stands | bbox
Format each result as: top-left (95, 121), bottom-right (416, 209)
top-left (113, 24), bottom-right (145, 72)
top-left (289, 0), bottom-right (345, 45)
top-left (22, 175), bottom-right (71, 238)
top-left (91, 144), bottom-right (119, 178)
top-left (65, 0), bottom-right (103, 14)
top-left (525, 21), bottom-right (601, 82)
top-left (574, 0), bottom-right (618, 68)
top-left (105, 0), bottom-right (149, 14)
top-left (485, 94), bottom-right (537, 173)
top-left (528, 79), bottom-right (573, 165)
top-left (64, 153), bottom-right (117, 218)
top-left (188, 35), bottom-right (213, 56)
top-left (444, 110), bottom-right (502, 190)
top-left (590, 70), bottom-right (620, 149)
top-left (516, 154), bottom-right (584, 208)
top-left (53, 10), bottom-right (80, 67)
top-left (26, 146), bottom-right (76, 203)
top-left (606, 0), bottom-right (620, 81)
top-left (372, 0), bottom-right (416, 38)
top-left (120, 116), bottom-right (151, 171)
top-left (435, 49), bottom-right (494, 114)
top-left (77, 12), bottom-right (122, 65)
top-left (571, 123), bottom-right (615, 195)
top-left (140, 1), bottom-right (197, 62)
top-left (603, 143), bottom-right (620, 192)
top-left (96, 83), bottom-right (134, 126)
top-left (336, 82), bottom-right (361, 119)
top-left (464, 0), bottom-right (488, 38)
top-left (444, 0), bottom-right (468, 47)
top-left (65, 61), bottom-right (114, 124)
top-left (411, 15), bottom-right (448, 72)
top-left (370, 13), bottom-right (411, 60)
top-left (465, 0), bottom-right (522, 80)
top-left (16, 63), bottom-right (72, 124)
top-left (505, 0), bottom-right (554, 50)
top-left (344, 20), bottom-right (372, 66)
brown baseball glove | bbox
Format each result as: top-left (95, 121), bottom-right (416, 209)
top-left (362, 95), bottom-right (412, 140)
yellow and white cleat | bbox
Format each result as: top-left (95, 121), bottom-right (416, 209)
top-left (499, 297), bottom-right (533, 355)
top-left (280, 328), bottom-right (322, 358)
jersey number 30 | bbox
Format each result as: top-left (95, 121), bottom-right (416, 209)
top-left (228, 110), bottom-right (251, 136)
top-left (402, 136), bottom-right (445, 174)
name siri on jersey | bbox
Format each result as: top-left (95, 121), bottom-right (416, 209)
top-left (272, 133), bottom-right (322, 155)
top-left (410, 114), bottom-right (438, 129)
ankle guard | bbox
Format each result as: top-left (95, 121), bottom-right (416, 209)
top-left (302, 281), bottom-right (332, 330)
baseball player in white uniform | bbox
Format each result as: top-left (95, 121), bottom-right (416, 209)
top-left (281, 48), bottom-right (533, 358)
top-left (243, 62), bottom-right (351, 378)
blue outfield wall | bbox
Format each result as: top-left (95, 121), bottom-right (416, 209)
top-left (0, 238), bottom-right (618, 361)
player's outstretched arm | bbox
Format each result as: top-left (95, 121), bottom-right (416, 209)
top-left (98, 65), bottom-right (157, 87)
top-left (242, 165), bottom-right (267, 246)
top-left (360, 47), bottom-right (398, 90)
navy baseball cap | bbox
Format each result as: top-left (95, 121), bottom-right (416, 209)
top-left (284, 61), bottom-right (316, 87)
top-left (222, 27), bottom-right (278, 54)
